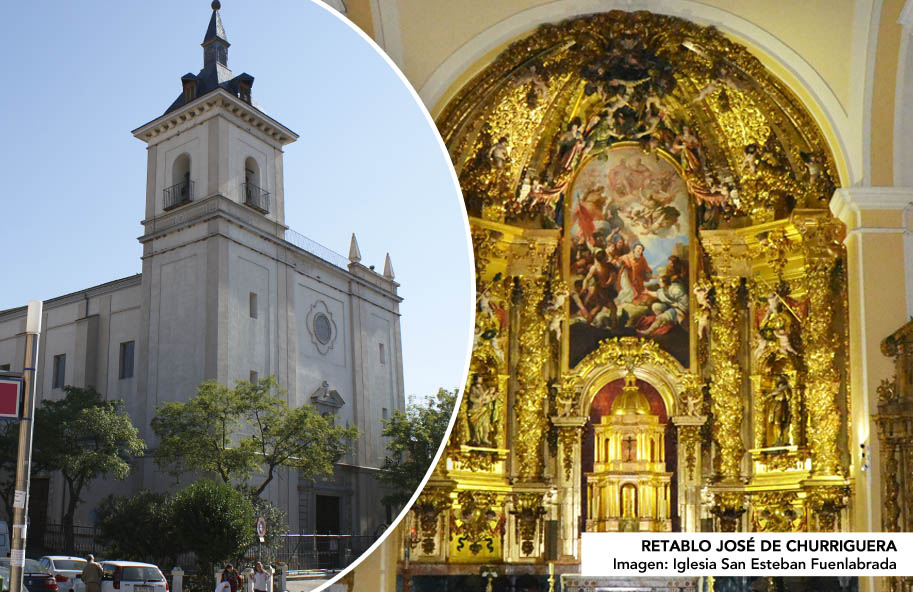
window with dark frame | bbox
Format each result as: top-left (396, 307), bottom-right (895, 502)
top-left (379, 343), bottom-right (385, 364)
top-left (0, 364), bottom-right (10, 371)
top-left (119, 341), bottom-right (135, 379)
top-left (52, 354), bottom-right (66, 389)
top-left (250, 370), bottom-right (258, 384)
top-left (249, 292), bottom-right (258, 319)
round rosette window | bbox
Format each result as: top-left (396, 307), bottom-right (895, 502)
top-left (306, 300), bottom-right (337, 354)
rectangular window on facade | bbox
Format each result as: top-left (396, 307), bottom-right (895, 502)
top-left (250, 370), bottom-right (258, 384)
top-left (52, 354), bottom-right (66, 389)
top-left (382, 407), bottom-right (388, 420)
top-left (379, 343), bottom-right (385, 364)
top-left (0, 364), bottom-right (10, 371)
top-left (249, 292), bottom-right (258, 319)
top-left (119, 341), bottom-right (135, 379)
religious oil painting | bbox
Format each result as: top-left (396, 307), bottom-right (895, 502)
top-left (568, 146), bottom-right (690, 367)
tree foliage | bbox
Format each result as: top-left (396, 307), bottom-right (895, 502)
top-left (172, 480), bottom-right (254, 574)
top-left (33, 386), bottom-right (145, 552)
top-left (0, 421), bottom-right (18, 521)
top-left (247, 493), bottom-right (289, 562)
top-left (97, 490), bottom-right (180, 566)
top-left (151, 376), bottom-right (357, 494)
top-left (378, 388), bottom-right (456, 507)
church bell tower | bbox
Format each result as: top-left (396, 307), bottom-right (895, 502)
top-left (129, 1), bottom-right (299, 446)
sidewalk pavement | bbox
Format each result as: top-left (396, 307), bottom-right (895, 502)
top-left (286, 577), bottom-right (330, 592)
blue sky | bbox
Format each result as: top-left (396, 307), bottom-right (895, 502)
top-left (0, 1), bottom-right (473, 401)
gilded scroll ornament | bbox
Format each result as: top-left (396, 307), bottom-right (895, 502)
top-left (413, 489), bottom-right (453, 554)
top-left (558, 424), bottom-right (583, 481)
top-left (805, 487), bottom-right (848, 532)
top-left (711, 491), bottom-right (746, 532)
top-left (451, 490), bottom-right (505, 556)
top-left (510, 492), bottom-right (547, 556)
top-left (751, 491), bottom-right (804, 532)
top-left (678, 424), bottom-right (702, 481)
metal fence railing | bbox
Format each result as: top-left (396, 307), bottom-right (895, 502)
top-left (283, 230), bottom-right (350, 269)
top-left (245, 534), bottom-right (377, 572)
top-left (242, 182), bottom-right (270, 213)
top-left (164, 180), bottom-right (194, 210)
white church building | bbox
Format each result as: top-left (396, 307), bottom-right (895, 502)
top-left (0, 1), bottom-right (404, 540)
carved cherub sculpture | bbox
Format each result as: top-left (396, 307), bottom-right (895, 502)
top-left (680, 388), bottom-right (702, 416)
top-left (488, 136), bottom-right (511, 169)
top-left (693, 280), bottom-right (712, 339)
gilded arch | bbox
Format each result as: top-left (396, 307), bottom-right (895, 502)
top-left (559, 337), bottom-right (697, 419)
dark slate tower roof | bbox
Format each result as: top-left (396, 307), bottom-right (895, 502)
top-left (203, 0), bottom-right (228, 46)
top-left (164, 1), bottom-right (256, 115)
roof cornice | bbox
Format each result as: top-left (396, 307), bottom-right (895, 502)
top-left (131, 88), bottom-right (298, 145)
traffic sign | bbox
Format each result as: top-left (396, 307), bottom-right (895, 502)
top-left (256, 516), bottom-right (267, 538)
top-left (0, 377), bottom-right (23, 420)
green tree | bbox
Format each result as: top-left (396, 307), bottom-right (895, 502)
top-left (246, 492), bottom-right (289, 562)
top-left (151, 376), bottom-right (357, 494)
top-left (97, 490), bottom-right (180, 566)
top-left (378, 388), bottom-right (457, 507)
top-left (173, 480), bottom-right (254, 575)
top-left (0, 422), bottom-right (18, 521)
top-left (33, 386), bottom-right (145, 552)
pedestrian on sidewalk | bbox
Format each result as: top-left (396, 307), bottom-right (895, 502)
top-left (251, 562), bottom-right (269, 592)
top-left (220, 564), bottom-right (242, 592)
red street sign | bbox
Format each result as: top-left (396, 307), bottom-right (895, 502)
top-left (0, 377), bottom-right (24, 420)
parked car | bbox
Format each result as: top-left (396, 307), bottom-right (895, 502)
top-left (0, 522), bottom-right (9, 557)
top-left (0, 558), bottom-right (58, 592)
top-left (73, 562), bottom-right (167, 592)
top-left (39, 557), bottom-right (86, 592)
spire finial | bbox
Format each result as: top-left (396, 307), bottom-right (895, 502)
top-left (202, 0), bottom-right (229, 68)
top-left (348, 234), bottom-right (362, 264)
top-left (383, 253), bottom-right (395, 279)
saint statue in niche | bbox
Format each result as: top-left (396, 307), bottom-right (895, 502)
top-left (467, 374), bottom-right (498, 447)
top-left (764, 374), bottom-right (792, 447)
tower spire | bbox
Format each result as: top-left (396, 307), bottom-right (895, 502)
top-left (202, 0), bottom-right (230, 68)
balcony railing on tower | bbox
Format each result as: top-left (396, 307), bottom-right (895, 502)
top-left (243, 182), bottom-right (270, 213)
top-left (163, 180), bottom-right (194, 210)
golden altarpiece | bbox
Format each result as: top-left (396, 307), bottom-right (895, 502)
top-left (402, 10), bottom-right (857, 582)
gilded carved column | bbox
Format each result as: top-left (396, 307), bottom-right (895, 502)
top-left (709, 275), bottom-right (745, 482)
top-left (796, 214), bottom-right (843, 477)
top-left (515, 276), bottom-right (550, 480)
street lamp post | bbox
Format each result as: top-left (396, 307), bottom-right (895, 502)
top-left (9, 301), bottom-right (42, 592)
